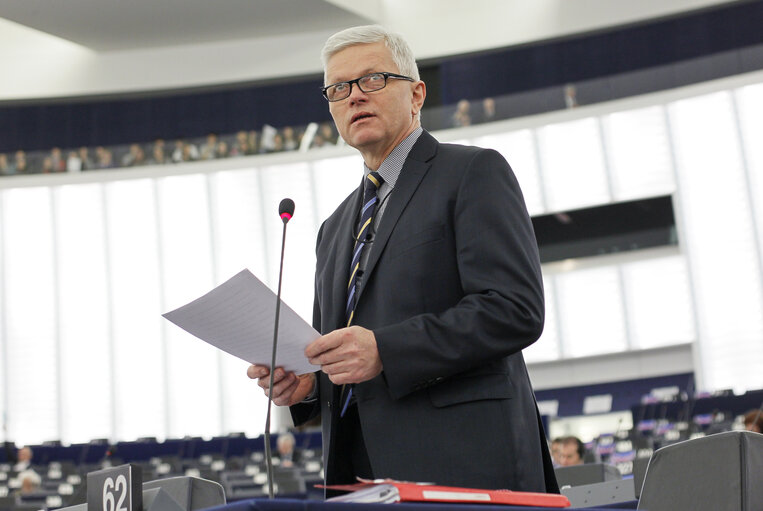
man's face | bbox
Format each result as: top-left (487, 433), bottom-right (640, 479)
top-left (18, 447), bottom-right (32, 462)
top-left (559, 442), bottom-right (582, 466)
top-left (325, 42), bottom-right (423, 161)
top-left (551, 441), bottom-right (562, 464)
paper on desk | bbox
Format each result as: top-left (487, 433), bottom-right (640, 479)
top-left (162, 269), bottom-right (320, 375)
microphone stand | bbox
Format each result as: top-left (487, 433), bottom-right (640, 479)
top-left (264, 200), bottom-right (293, 499)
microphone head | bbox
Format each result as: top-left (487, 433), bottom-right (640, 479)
top-left (279, 198), bottom-right (295, 223)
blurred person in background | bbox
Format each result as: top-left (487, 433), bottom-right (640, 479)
top-left (171, 139), bottom-right (198, 163)
top-left (743, 409), bottom-right (762, 433)
top-left (318, 121), bottom-right (338, 145)
top-left (231, 130), bottom-right (253, 156)
top-left (50, 147), bottom-right (66, 172)
top-left (248, 130), bottom-right (260, 154)
top-left (78, 147), bottom-right (94, 170)
top-left (451, 99), bottom-right (471, 127)
top-left (550, 437), bottom-right (564, 467)
top-left (276, 432), bottom-right (300, 468)
top-left (122, 143), bottom-right (147, 167)
top-left (200, 133), bottom-right (218, 160)
top-left (149, 139), bottom-right (168, 165)
top-left (0, 153), bottom-right (9, 175)
top-left (477, 97), bottom-right (497, 124)
top-left (12, 150), bottom-right (29, 174)
top-left (282, 126), bottom-right (300, 151)
top-left (558, 436), bottom-right (585, 466)
top-left (95, 146), bottom-right (115, 169)
top-left (67, 150), bottom-right (82, 172)
top-left (13, 446), bottom-right (33, 472)
top-left (215, 140), bottom-right (229, 159)
top-left (16, 469), bottom-right (41, 496)
top-left (42, 156), bottom-right (55, 173)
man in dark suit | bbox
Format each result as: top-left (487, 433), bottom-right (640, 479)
top-left (248, 25), bottom-right (557, 493)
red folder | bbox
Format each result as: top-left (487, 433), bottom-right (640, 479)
top-left (323, 479), bottom-right (570, 507)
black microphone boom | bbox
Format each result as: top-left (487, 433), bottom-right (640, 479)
top-left (264, 197), bottom-right (294, 499)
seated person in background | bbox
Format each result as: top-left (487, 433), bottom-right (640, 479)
top-left (550, 437), bottom-right (564, 467)
top-left (13, 446), bottom-right (33, 472)
top-left (281, 126), bottom-right (300, 151)
top-left (231, 131), bottom-right (253, 156)
top-left (558, 436), bottom-right (585, 467)
top-left (215, 140), bottom-right (229, 159)
top-left (95, 146), bottom-right (115, 169)
top-left (17, 469), bottom-right (41, 495)
top-left (122, 144), bottom-right (147, 167)
top-left (12, 150), bottom-right (29, 174)
top-left (451, 99), bottom-right (471, 127)
top-left (743, 409), bottom-right (762, 433)
top-left (199, 133), bottom-right (218, 160)
top-left (276, 432), bottom-right (299, 468)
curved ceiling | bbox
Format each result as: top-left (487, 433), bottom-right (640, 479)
top-left (0, 0), bottom-right (738, 101)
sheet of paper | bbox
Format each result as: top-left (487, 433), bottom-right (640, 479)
top-left (162, 269), bottom-right (320, 375)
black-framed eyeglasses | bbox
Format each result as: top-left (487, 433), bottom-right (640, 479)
top-left (321, 72), bottom-right (415, 102)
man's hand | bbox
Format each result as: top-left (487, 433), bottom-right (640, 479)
top-left (246, 365), bottom-right (316, 406)
top-left (305, 326), bottom-right (382, 385)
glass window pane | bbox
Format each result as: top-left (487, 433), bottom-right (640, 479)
top-left (555, 266), bottom-right (628, 358)
top-left (219, 353), bottom-right (270, 437)
top-left (259, 163), bottom-right (319, 323)
top-left (621, 255), bottom-right (695, 349)
top-left (210, 168), bottom-right (271, 436)
top-left (537, 118), bottom-right (610, 212)
top-left (0, 197), bottom-right (5, 443)
top-left (2, 187), bottom-right (58, 445)
top-left (736, 84), bottom-right (763, 259)
top-left (669, 91), bottom-right (763, 392)
top-left (473, 131), bottom-right (545, 215)
top-left (106, 179), bottom-right (165, 441)
top-left (603, 106), bottom-right (676, 200)
top-left (211, 168), bottom-right (268, 283)
top-left (524, 274), bottom-right (560, 362)
top-left (158, 174), bottom-right (220, 439)
top-left (55, 184), bottom-right (112, 443)
top-left (311, 156), bottom-right (363, 223)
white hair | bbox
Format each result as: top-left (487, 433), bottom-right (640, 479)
top-left (321, 25), bottom-right (420, 84)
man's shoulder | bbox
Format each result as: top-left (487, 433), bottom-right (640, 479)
top-left (317, 188), bottom-right (356, 244)
top-left (426, 138), bottom-right (506, 175)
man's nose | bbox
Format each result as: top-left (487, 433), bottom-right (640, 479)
top-left (348, 83), bottom-right (368, 104)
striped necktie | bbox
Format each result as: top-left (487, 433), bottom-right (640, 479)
top-left (341, 171), bottom-right (383, 417)
top-left (345, 171), bottom-right (383, 327)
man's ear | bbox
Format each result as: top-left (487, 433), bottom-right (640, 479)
top-left (412, 80), bottom-right (426, 115)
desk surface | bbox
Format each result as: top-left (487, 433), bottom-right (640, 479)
top-left (205, 497), bottom-right (639, 511)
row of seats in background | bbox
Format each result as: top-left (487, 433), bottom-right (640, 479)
top-left (582, 387), bottom-right (763, 483)
top-left (0, 430), bottom-right (324, 511)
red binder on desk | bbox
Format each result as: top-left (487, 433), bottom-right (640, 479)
top-left (324, 479), bottom-right (570, 507)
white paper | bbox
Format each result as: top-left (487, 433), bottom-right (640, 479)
top-left (162, 269), bottom-right (320, 375)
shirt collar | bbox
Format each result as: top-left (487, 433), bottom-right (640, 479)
top-left (363, 127), bottom-right (423, 189)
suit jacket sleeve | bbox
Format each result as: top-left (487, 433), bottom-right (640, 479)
top-left (289, 222), bottom-right (325, 427)
top-left (373, 147), bottom-right (544, 400)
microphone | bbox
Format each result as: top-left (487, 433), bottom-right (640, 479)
top-left (264, 198), bottom-right (294, 499)
top-left (279, 198), bottom-right (295, 223)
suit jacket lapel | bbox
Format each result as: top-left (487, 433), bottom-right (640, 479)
top-left (328, 178), bottom-right (365, 330)
top-left (357, 132), bottom-right (438, 303)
